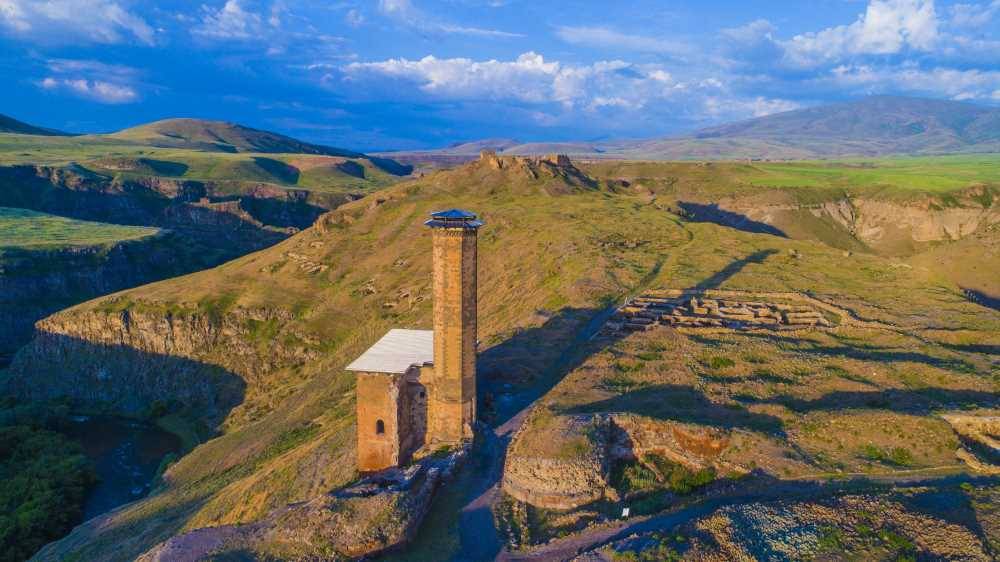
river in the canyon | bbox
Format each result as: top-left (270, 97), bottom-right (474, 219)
top-left (62, 416), bottom-right (182, 519)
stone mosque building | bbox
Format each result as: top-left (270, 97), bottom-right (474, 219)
top-left (347, 209), bottom-right (482, 472)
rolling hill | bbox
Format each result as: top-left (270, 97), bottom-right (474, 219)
top-left (104, 118), bottom-right (364, 157)
top-left (0, 113), bottom-right (67, 136)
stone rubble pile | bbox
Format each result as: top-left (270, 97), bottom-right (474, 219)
top-left (284, 251), bottom-right (329, 274)
top-left (611, 294), bottom-right (832, 332)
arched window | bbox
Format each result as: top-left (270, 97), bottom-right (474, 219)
top-left (375, 419), bottom-right (385, 435)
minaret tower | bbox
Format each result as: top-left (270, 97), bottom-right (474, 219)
top-left (424, 209), bottom-right (482, 444)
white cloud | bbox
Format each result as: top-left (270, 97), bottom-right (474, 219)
top-left (35, 58), bottom-right (142, 104)
top-left (345, 8), bottom-right (364, 27)
top-left (39, 77), bottom-right (138, 103)
top-left (785, 0), bottom-right (938, 66)
top-left (554, 26), bottom-right (693, 58)
top-left (376, 0), bottom-right (520, 38)
top-left (339, 51), bottom-right (799, 127)
top-left (950, 0), bottom-right (1000, 27)
top-left (0, 0), bottom-right (154, 44)
top-left (825, 63), bottom-right (1000, 101)
top-left (193, 0), bottom-right (265, 40)
top-left (702, 96), bottom-right (801, 121)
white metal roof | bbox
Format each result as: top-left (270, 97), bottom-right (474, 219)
top-left (345, 329), bottom-right (434, 374)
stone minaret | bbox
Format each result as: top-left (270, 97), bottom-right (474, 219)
top-left (425, 209), bottom-right (482, 444)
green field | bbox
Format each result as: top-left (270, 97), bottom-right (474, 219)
top-left (0, 207), bottom-right (160, 249)
top-left (750, 154), bottom-right (1000, 192)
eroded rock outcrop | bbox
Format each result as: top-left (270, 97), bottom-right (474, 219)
top-left (138, 450), bottom-right (464, 561)
top-left (478, 150), bottom-right (597, 192)
top-left (5, 303), bottom-right (317, 424)
top-left (502, 413), bottom-right (732, 510)
top-left (679, 185), bottom-right (999, 255)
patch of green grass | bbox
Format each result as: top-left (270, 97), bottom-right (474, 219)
top-left (612, 453), bottom-right (716, 502)
top-left (741, 352), bottom-right (768, 364)
top-left (816, 525), bottom-right (845, 551)
top-left (702, 356), bottom-right (736, 370)
top-left (198, 293), bottom-right (238, 324)
top-left (860, 444), bottom-right (914, 467)
top-left (0, 207), bottom-right (159, 249)
top-left (602, 372), bottom-right (646, 393)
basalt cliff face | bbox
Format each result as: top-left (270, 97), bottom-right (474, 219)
top-left (0, 233), bottom-right (224, 366)
top-left (0, 164), bottom-right (351, 233)
top-left (0, 163), bottom-right (362, 365)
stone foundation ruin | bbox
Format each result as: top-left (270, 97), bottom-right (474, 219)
top-left (606, 289), bottom-right (838, 334)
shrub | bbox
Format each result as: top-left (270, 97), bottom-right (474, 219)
top-left (704, 356), bottom-right (735, 370)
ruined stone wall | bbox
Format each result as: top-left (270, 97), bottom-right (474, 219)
top-left (400, 366), bottom-right (430, 459)
top-left (427, 227), bottom-right (478, 444)
top-left (356, 372), bottom-right (404, 472)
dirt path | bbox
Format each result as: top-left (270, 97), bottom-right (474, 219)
top-left (454, 298), bottom-right (629, 561)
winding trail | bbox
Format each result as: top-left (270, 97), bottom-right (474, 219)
top-left (454, 301), bottom-right (626, 561)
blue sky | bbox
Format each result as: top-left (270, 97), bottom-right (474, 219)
top-left (2, 0), bottom-right (999, 150)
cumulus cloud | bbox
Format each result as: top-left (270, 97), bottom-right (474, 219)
top-left (0, 0), bottom-right (154, 44)
top-left (338, 51), bottom-right (799, 130)
top-left (784, 0), bottom-right (938, 66)
top-left (343, 52), bottom-right (683, 109)
top-left (377, 0), bottom-right (520, 37)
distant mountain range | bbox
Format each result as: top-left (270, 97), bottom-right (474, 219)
top-left (385, 96), bottom-right (1000, 161)
top-left (5, 95), bottom-right (1000, 161)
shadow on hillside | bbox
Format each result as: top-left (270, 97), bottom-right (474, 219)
top-left (740, 388), bottom-right (998, 414)
top-left (940, 342), bottom-right (1000, 356)
top-left (678, 202), bottom-right (787, 238)
top-left (795, 343), bottom-right (979, 375)
top-left (693, 248), bottom-right (779, 291)
top-left (686, 332), bottom-right (982, 377)
top-left (962, 287), bottom-right (1000, 312)
top-left (4, 332), bottom-right (245, 429)
top-left (252, 157), bottom-right (301, 184)
top-left (562, 384), bottom-right (786, 435)
top-left (478, 304), bottom-right (628, 429)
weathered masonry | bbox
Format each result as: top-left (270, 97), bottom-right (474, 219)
top-left (347, 209), bottom-right (482, 472)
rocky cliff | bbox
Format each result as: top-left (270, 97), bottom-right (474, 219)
top-left (0, 163), bottom-right (364, 365)
top-left (679, 185), bottom-right (999, 256)
top-left (0, 164), bottom-right (353, 233)
top-left (0, 232), bottom-right (257, 367)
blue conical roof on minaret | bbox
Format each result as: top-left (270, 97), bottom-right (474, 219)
top-left (425, 208), bottom-right (484, 228)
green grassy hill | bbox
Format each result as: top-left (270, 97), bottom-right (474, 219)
top-left (8, 153), bottom-right (998, 560)
top-left (104, 118), bottom-right (361, 157)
